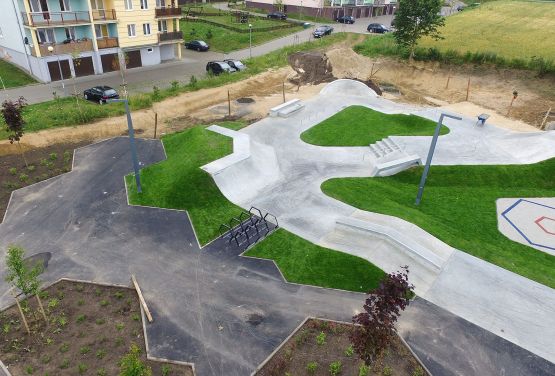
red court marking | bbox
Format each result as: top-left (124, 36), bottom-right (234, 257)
top-left (535, 216), bottom-right (555, 235)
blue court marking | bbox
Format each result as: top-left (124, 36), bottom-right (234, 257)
top-left (501, 199), bottom-right (555, 251)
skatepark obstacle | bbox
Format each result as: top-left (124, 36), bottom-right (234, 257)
top-left (218, 207), bottom-right (279, 250)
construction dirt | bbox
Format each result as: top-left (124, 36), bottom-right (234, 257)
top-left (1, 45), bottom-right (554, 156)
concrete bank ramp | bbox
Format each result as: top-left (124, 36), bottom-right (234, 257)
top-left (320, 78), bottom-right (379, 97)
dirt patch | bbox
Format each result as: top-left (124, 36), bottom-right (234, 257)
top-left (0, 141), bottom-right (90, 222)
top-left (0, 280), bottom-right (193, 376)
top-left (326, 48), bottom-right (555, 130)
top-left (287, 52), bottom-right (334, 85)
top-left (256, 319), bottom-right (427, 376)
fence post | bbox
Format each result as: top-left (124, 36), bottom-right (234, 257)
top-left (465, 77), bottom-right (471, 101)
top-left (154, 112), bottom-right (158, 139)
top-left (228, 90), bottom-right (231, 116)
top-left (540, 107), bottom-right (552, 130)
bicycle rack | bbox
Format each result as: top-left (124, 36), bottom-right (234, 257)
top-left (218, 207), bottom-right (279, 251)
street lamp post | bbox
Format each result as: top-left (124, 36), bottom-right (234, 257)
top-left (47, 45), bottom-right (66, 95)
top-left (248, 23), bottom-right (253, 58)
top-left (106, 99), bottom-right (142, 193)
top-left (415, 113), bottom-right (462, 205)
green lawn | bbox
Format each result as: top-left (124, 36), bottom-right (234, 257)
top-left (419, 0), bottom-right (555, 61)
top-left (0, 59), bottom-right (36, 88)
top-left (322, 160), bottom-right (555, 288)
top-left (126, 123), bottom-right (245, 245)
top-left (181, 17), bottom-right (303, 53)
top-left (300, 105), bottom-right (448, 146)
top-left (245, 229), bottom-right (384, 292)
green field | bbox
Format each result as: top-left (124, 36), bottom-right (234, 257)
top-left (245, 229), bottom-right (384, 292)
top-left (0, 59), bottom-right (36, 88)
top-left (300, 106), bottom-right (448, 146)
top-left (419, 0), bottom-right (555, 61)
top-left (322, 160), bottom-right (555, 289)
top-left (180, 16), bottom-right (302, 53)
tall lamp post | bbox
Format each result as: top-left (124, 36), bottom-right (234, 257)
top-left (47, 45), bottom-right (66, 95)
top-left (248, 23), bottom-right (253, 58)
top-left (415, 113), bottom-right (462, 205)
top-left (106, 99), bottom-right (142, 193)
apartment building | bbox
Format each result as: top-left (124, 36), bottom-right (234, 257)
top-left (245, 0), bottom-right (397, 20)
top-left (0, 0), bottom-right (183, 82)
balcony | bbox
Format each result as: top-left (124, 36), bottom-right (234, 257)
top-left (32, 39), bottom-right (93, 57)
top-left (158, 31), bottom-right (183, 43)
top-left (92, 9), bottom-right (117, 21)
top-left (23, 11), bottom-right (91, 27)
top-left (96, 37), bottom-right (119, 49)
top-left (155, 7), bottom-right (182, 18)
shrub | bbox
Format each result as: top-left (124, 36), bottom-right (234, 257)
top-left (96, 318), bottom-right (106, 325)
top-left (329, 360), bottom-right (342, 376)
top-left (316, 331), bottom-right (326, 346)
top-left (8, 167), bottom-right (17, 175)
top-left (114, 291), bottom-right (125, 299)
top-left (96, 349), bottom-right (107, 359)
top-left (25, 365), bottom-right (33, 374)
top-left (100, 299), bottom-right (109, 307)
top-left (382, 366), bottom-right (392, 376)
top-left (412, 367), bottom-right (425, 376)
top-left (59, 343), bottom-right (69, 353)
top-left (344, 344), bottom-right (354, 357)
top-left (359, 364), bottom-right (369, 376)
top-left (80, 345), bottom-right (91, 355)
top-left (161, 365), bottom-right (171, 376)
top-left (18, 173), bottom-right (28, 182)
top-left (307, 361), bottom-right (318, 374)
top-left (48, 298), bottom-right (59, 309)
top-left (78, 298), bottom-right (85, 306)
top-left (59, 359), bottom-right (70, 369)
top-left (119, 343), bottom-right (152, 376)
top-left (152, 86), bottom-right (161, 100)
top-left (78, 363), bottom-right (88, 374)
top-left (189, 75), bottom-right (198, 88)
top-left (49, 152), bottom-right (57, 161)
top-left (132, 313), bottom-right (141, 321)
top-left (116, 322), bottom-right (125, 331)
top-left (170, 80), bottom-right (180, 91)
top-left (76, 314), bottom-right (86, 323)
top-left (97, 369), bottom-right (107, 376)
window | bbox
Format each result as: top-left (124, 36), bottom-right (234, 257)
top-left (156, 0), bottom-right (165, 7)
top-left (127, 24), bottom-right (136, 37)
top-left (91, 0), bottom-right (104, 9)
top-left (125, 0), bottom-right (133, 10)
top-left (143, 23), bottom-right (151, 36)
top-left (158, 20), bottom-right (167, 33)
top-left (146, 47), bottom-right (153, 53)
top-left (95, 24), bottom-right (108, 38)
top-left (59, 0), bottom-right (70, 11)
top-left (64, 27), bottom-right (76, 41)
top-left (140, 0), bottom-right (148, 10)
top-left (37, 29), bottom-right (55, 44)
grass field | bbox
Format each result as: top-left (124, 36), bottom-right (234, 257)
top-left (419, 0), bottom-right (555, 61)
top-left (322, 160), bottom-right (555, 289)
top-left (245, 229), bottom-right (384, 292)
top-left (180, 17), bottom-right (302, 53)
top-left (126, 123), bottom-right (245, 245)
top-left (300, 106), bottom-right (448, 146)
top-left (0, 59), bottom-right (36, 88)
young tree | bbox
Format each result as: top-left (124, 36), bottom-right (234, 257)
top-left (350, 266), bottom-right (414, 365)
top-left (5, 245), bottom-right (48, 331)
top-left (119, 343), bottom-right (152, 376)
top-left (2, 97), bottom-right (28, 167)
top-left (393, 0), bottom-right (445, 60)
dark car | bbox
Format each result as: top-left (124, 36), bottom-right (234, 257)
top-left (267, 11), bottom-right (287, 20)
top-left (206, 61), bottom-right (236, 75)
top-left (336, 15), bottom-right (355, 24)
top-left (313, 25), bottom-right (333, 38)
top-left (83, 86), bottom-right (119, 104)
top-left (367, 23), bottom-right (389, 34)
top-left (185, 40), bottom-right (209, 51)
top-left (224, 59), bottom-right (247, 71)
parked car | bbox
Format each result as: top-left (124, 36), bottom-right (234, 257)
top-left (313, 25), bottom-right (333, 38)
top-left (267, 11), bottom-right (287, 20)
top-left (185, 40), bottom-right (209, 51)
top-left (83, 86), bottom-right (119, 104)
top-left (367, 23), bottom-right (389, 34)
top-left (206, 61), bottom-right (236, 75)
top-left (336, 15), bottom-right (355, 24)
top-left (224, 59), bottom-right (247, 71)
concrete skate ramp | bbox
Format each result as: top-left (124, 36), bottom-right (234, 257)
top-left (320, 79), bottom-right (378, 98)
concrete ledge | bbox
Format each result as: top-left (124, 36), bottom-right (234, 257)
top-left (336, 217), bottom-right (442, 270)
top-left (201, 125), bottom-right (250, 175)
top-left (269, 99), bottom-right (304, 118)
top-left (372, 155), bottom-right (422, 177)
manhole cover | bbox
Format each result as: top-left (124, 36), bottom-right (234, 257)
top-left (236, 97), bottom-right (255, 104)
top-left (246, 313), bottom-right (264, 326)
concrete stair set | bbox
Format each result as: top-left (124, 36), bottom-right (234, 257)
top-left (369, 137), bottom-right (422, 177)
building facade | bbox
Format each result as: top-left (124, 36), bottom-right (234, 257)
top-left (245, 0), bottom-right (397, 20)
top-left (0, 0), bottom-right (183, 82)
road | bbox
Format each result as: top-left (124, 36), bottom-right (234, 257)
top-left (4, 15), bottom-right (393, 104)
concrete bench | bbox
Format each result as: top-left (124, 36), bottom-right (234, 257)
top-left (372, 155), bottom-right (421, 177)
top-left (336, 217), bottom-right (443, 270)
top-left (269, 99), bottom-right (304, 118)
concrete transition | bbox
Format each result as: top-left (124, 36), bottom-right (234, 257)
top-left (203, 80), bottom-right (555, 366)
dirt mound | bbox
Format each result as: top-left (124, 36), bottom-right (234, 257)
top-left (287, 52), bottom-right (334, 85)
top-left (326, 47), bottom-right (376, 80)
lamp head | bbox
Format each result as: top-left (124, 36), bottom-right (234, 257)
top-left (249, 24), bottom-right (252, 28)
top-left (47, 45), bottom-right (54, 53)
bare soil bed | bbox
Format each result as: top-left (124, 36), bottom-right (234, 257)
top-left (0, 279), bottom-right (193, 375)
top-left (256, 319), bottom-right (427, 376)
top-left (0, 141), bottom-right (92, 222)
